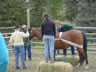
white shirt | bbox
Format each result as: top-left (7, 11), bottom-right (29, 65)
top-left (9, 29), bottom-right (29, 46)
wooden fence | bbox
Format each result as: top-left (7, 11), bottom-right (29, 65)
top-left (1, 27), bottom-right (96, 51)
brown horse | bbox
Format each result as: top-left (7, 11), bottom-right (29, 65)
top-left (30, 28), bottom-right (88, 67)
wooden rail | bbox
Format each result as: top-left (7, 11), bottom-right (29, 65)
top-left (1, 27), bottom-right (96, 51)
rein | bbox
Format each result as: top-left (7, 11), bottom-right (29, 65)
top-left (55, 32), bottom-right (83, 48)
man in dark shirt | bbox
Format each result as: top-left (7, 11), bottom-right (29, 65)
top-left (41, 13), bottom-right (56, 63)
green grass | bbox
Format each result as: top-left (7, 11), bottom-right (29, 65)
top-left (32, 43), bottom-right (44, 47)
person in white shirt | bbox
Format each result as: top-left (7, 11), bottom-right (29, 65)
top-left (9, 24), bottom-right (29, 69)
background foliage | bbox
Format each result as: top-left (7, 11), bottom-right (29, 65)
top-left (0, 0), bottom-right (26, 27)
top-left (0, 0), bottom-right (96, 27)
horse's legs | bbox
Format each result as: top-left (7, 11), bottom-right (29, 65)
top-left (78, 53), bottom-right (81, 63)
top-left (85, 53), bottom-right (88, 65)
top-left (77, 48), bottom-right (85, 65)
top-left (54, 49), bottom-right (56, 61)
top-left (84, 52), bottom-right (89, 69)
top-left (76, 53), bottom-right (81, 67)
top-left (48, 47), bottom-right (50, 61)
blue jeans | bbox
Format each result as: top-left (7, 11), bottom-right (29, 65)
top-left (43, 35), bottom-right (55, 62)
top-left (63, 46), bottom-right (75, 55)
top-left (25, 46), bottom-right (31, 60)
top-left (55, 49), bottom-right (60, 55)
top-left (14, 45), bottom-right (26, 67)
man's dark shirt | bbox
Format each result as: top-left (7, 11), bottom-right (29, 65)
top-left (41, 19), bottom-right (56, 37)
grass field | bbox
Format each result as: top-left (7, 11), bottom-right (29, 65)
top-left (7, 48), bottom-right (96, 72)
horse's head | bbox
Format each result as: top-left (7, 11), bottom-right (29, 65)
top-left (30, 28), bottom-right (42, 40)
top-left (29, 28), bottom-right (35, 40)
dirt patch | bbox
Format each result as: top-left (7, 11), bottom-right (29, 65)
top-left (7, 49), bottom-right (96, 72)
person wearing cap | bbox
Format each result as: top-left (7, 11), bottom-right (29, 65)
top-left (9, 24), bottom-right (29, 69)
top-left (0, 33), bottom-right (9, 72)
top-left (41, 13), bottom-right (56, 63)
top-left (22, 25), bottom-right (32, 61)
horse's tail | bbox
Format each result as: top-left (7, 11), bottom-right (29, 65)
top-left (82, 32), bottom-right (88, 65)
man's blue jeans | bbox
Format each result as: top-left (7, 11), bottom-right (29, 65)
top-left (63, 46), bottom-right (75, 55)
top-left (14, 45), bottom-right (26, 67)
top-left (43, 35), bottom-right (55, 62)
top-left (25, 46), bottom-right (31, 60)
top-left (55, 49), bottom-right (60, 55)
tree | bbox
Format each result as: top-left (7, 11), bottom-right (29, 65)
top-left (45, 0), bottom-right (64, 20)
top-left (74, 0), bottom-right (96, 27)
top-left (30, 0), bottom-right (45, 27)
top-left (0, 0), bottom-right (26, 27)
top-left (63, 0), bottom-right (96, 27)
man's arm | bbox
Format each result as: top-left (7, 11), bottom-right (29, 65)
top-left (21, 31), bottom-right (29, 38)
